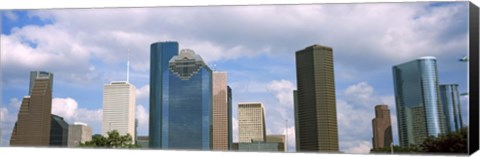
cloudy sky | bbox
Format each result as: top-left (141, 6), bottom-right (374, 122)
top-left (0, 2), bottom-right (470, 153)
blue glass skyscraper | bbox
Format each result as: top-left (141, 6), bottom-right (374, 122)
top-left (392, 56), bottom-right (446, 147)
top-left (439, 84), bottom-right (463, 133)
top-left (149, 41), bottom-right (179, 149)
top-left (149, 42), bottom-right (213, 150)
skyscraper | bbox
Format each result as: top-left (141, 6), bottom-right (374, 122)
top-left (150, 47), bottom-right (213, 150)
top-left (295, 44), bottom-right (339, 152)
top-left (212, 72), bottom-right (231, 150)
top-left (102, 81), bottom-right (136, 143)
top-left (238, 102), bottom-right (266, 143)
top-left (50, 114), bottom-right (69, 147)
top-left (371, 105), bottom-right (393, 149)
top-left (10, 71), bottom-right (53, 146)
top-left (149, 41), bottom-right (179, 149)
top-left (439, 84), bottom-right (463, 133)
top-left (393, 56), bottom-right (445, 147)
top-left (227, 86), bottom-right (232, 150)
top-left (68, 122), bottom-right (92, 147)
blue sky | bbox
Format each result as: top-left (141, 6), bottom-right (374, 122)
top-left (0, 2), bottom-right (470, 153)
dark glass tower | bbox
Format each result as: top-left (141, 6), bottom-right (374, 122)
top-left (439, 84), bottom-right (463, 133)
top-left (149, 44), bottom-right (213, 150)
top-left (227, 86), bottom-right (232, 150)
top-left (50, 114), bottom-right (69, 146)
top-left (392, 56), bottom-right (445, 147)
top-left (295, 44), bottom-right (339, 152)
top-left (10, 71), bottom-right (53, 146)
top-left (149, 41), bottom-right (179, 148)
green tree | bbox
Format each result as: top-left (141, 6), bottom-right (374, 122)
top-left (370, 144), bottom-right (421, 154)
top-left (420, 127), bottom-right (468, 153)
top-left (79, 130), bottom-right (140, 148)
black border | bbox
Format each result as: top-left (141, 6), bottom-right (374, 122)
top-left (469, 1), bottom-right (479, 155)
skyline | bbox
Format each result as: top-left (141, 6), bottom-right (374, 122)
top-left (0, 2), bottom-right (469, 153)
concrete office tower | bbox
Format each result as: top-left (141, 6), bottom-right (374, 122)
top-left (149, 41), bottom-right (179, 149)
top-left (68, 122), bottom-right (92, 147)
top-left (371, 105), bottom-right (393, 149)
top-left (212, 72), bottom-right (231, 150)
top-left (266, 135), bottom-right (286, 152)
top-left (50, 114), bottom-right (69, 146)
top-left (439, 84), bottom-right (463, 133)
top-left (393, 56), bottom-right (446, 147)
top-left (238, 102), bottom-right (266, 143)
top-left (150, 47), bottom-right (213, 150)
top-left (10, 71), bottom-right (53, 146)
top-left (102, 81), bottom-right (136, 143)
top-left (295, 44), bottom-right (339, 152)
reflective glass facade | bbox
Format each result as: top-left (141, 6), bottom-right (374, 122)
top-left (439, 84), bottom-right (463, 132)
top-left (392, 57), bottom-right (445, 147)
top-left (149, 44), bottom-right (212, 150)
top-left (149, 41), bottom-right (179, 148)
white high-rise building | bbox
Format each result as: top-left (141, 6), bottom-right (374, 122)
top-left (238, 102), bottom-right (266, 143)
top-left (102, 81), bottom-right (136, 143)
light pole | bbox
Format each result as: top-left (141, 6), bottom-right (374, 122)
top-left (390, 142), bottom-right (394, 154)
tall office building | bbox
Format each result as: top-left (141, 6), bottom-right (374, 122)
top-left (68, 122), bottom-right (92, 147)
top-left (295, 44), bottom-right (339, 152)
top-left (393, 56), bottom-right (446, 147)
top-left (50, 114), bottom-right (69, 146)
top-left (150, 46), bottom-right (213, 150)
top-left (238, 102), bottom-right (266, 143)
top-left (439, 84), bottom-right (463, 133)
top-left (212, 72), bottom-right (231, 150)
top-left (227, 86), bottom-right (232, 150)
top-left (10, 71), bottom-right (53, 146)
top-left (149, 41), bottom-right (179, 149)
top-left (371, 105), bottom-right (393, 149)
top-left (102, 81), bottom-right (136, 143)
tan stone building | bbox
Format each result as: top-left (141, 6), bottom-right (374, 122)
top-left (371, 105), bottom-right (393, 149)
top-left (102, 81), bottom-right (136, 143)
top-left (212, 72), bottom-right (231, 150)
top-left (10, 71), bottom-right (54, 146)
top-left (238, 102), bottom-right (266, 143)
top-left (295, 44), bottom-right (339, 152)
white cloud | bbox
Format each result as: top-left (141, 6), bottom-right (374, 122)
top-left (337, 82), bottom-right (398, 153)
top-left (266, 79), bottom-right (296, 106)
top-left (51, 97), bottom-right (102, 125)
top-left (135, 85), bottom-right (149, 101)
top-left (4, 11), bottom-right (18, 21)
top-left (0, 107), bottom-right (7, 123)
top-left (232, 116), bottom-right (238, 142)
top-left (281, 126), bottom-right (296, 152)
top-left (344, 140), bottom-right (372, 154)
top-left (135, 104), bottom-right (149, 133)
top-left (7, 98), bottom-right (22, 109)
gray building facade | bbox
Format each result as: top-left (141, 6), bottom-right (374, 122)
top-left (68, 122), bottom-right (92, 147)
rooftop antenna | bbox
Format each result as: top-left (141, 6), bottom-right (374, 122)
top-left (127, 49), bottom-right (130, 83)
